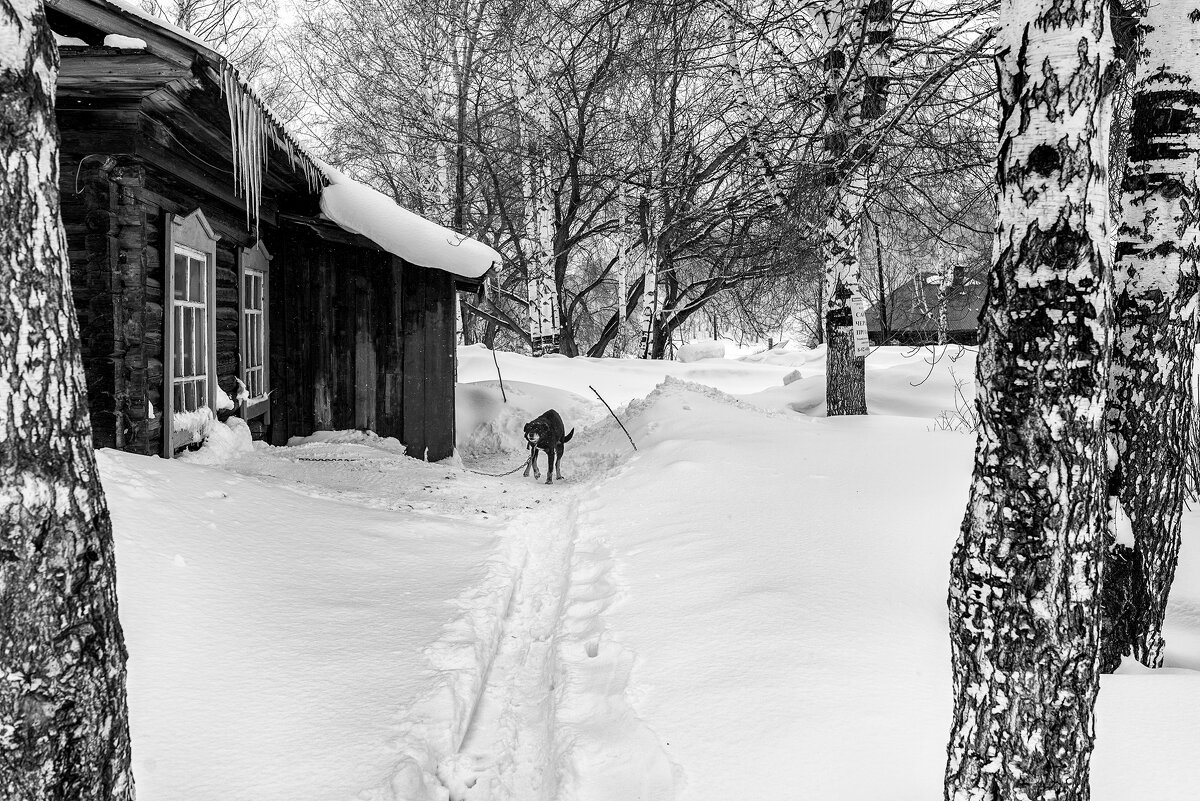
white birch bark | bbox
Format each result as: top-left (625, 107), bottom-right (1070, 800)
top-left (1101, 0), bottom-right (1200, 671)
top-left (725, 11), bottom-right (787, 211)
top-left (937, 265), bottom-right (952, 345)
top-left (639, 243), bottom-right (659, 358)
top-left (617, 182), bottom-right (628, 311)
top-left (821, 0), bottom-right (890, 416)
top-left (945, 0), bottom-right (1116, 795)
top-left (514, 53), bottom-right (559, 357)
top-left (0, 3), bottom-right (134, 797)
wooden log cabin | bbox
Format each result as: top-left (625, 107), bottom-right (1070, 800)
top-left (47, 0), bottom-right (499, 461)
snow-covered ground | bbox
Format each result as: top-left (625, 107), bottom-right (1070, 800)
top-left (102, 344), bottom-right (1200, 801)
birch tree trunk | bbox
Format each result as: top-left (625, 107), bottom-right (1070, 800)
top-left (514, 65), bottom-right (559, 357)
top-left (937, 266), bottom-right (951, 346)
top-left (945, 0), bottom-right (1116, 796)
top-left (822, 0), bottom-right (891, 416)
top-left (0, 2), bottom-right (134, 798)
top-left (1100, 0), bottom-right (1200, 672)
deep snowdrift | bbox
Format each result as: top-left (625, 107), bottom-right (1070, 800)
top-left (100, 344), bottom-right (1199, 801)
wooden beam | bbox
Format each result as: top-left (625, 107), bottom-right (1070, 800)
top-left (277, 214), bottom-right (384, 252)
top-left (136, 134), bottom-right (278, 230)
top-left (57, 49), bottom-right (193, 98)
top-left (47, 0), bottom-right (203, 69)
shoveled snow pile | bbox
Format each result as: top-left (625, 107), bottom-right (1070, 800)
top-left (287, 427), bottom-right (407, 453)
top-left (176, 415), bottom-right (255, 465)
top-left (319, 164), bottom-right (500, 279)
top-left (457, 343), bottom-right (800, 405)
top-left (455, 380), bottom-right (596, 459)
top-left (675, 339), bottom-right (725, 362)
top-left (99, 344), bottom-right (1199, 801)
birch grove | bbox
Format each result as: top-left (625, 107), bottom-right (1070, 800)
top-left (0, 1), bottom-right (134, 797)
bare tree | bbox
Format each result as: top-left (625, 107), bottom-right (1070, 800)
top-left (1, 2), bottom-right (133, 798)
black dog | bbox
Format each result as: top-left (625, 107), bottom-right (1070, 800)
top-left (523, 409), bottom-right (574, 485)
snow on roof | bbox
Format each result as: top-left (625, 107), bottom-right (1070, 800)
top-left (103, 33), bottom-right (147, 49)
top-left (101, 0), bottom-right (217, 53)
top-left (319, 164), bottom-right (500, 279)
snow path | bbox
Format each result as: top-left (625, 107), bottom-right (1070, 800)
top-left (439, 500), bottom-right (580, 800)
top-left (225, 420), bottom-right (669, 801)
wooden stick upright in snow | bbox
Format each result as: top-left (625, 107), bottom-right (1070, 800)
top-left (1101, 0), bottom-right (1200, 672)
top-left (945, 0), bottom-right (1116, 795)
top-left (590, 386), bottom-right (637, 451)
top-left (0, 4), bottom-right (133, 797)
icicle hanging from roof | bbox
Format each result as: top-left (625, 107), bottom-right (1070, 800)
top-left (220, 64), bottom-right (324, 231)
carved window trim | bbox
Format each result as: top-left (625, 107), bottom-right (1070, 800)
top-left (163, 208), bottom-right (219, 457)
top-left (238, 241), bottom-right (272, 422)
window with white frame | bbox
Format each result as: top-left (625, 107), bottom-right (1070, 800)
top-left (239, 242), bottom-right (271, 421)
top-left (163, 208), bottom-right (219, 457)
top-left (172, 245), bottom-right (210, 413)
top-left (242, 268), bottom-right (265, 397)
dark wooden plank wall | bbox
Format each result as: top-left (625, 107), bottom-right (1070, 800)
top-left (268, 226), bottom-right (401, 443)
top-left (402, 265), bottom-right (457, 461)
top-left (269, 225), bottom-right (457, 460)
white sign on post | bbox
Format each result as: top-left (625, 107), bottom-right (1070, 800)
top-left (849, 296), bottom-right (871, 357)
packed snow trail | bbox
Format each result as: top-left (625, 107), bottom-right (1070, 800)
top-left (437, 500), bottom-right (580, 800)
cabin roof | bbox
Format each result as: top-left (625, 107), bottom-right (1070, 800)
top-left (49, 0), bottom-right (499, 279)
top-left (865, 269), bottom-right (986, 337)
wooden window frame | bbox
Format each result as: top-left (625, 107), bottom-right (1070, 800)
top-left (238, 241), bottom-right (272, 422)
top-left (163, 209), bottom-right (219, 457)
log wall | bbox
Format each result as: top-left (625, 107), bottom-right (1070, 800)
top-left (59, 109), bottom-right (459, 462)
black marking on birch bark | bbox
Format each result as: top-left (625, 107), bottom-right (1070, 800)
top-left (1126, 90), bottom-right (1200, 162)
top-left (1028, 143), bottom-right (1063, 176)
top-left (866, 0), bottom-right (893, 20)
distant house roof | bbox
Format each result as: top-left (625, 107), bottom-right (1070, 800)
top-left (52, 0), bottom-right (499, 279)
top-left (865, 268), bottom-right (986, 343)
